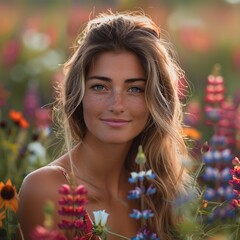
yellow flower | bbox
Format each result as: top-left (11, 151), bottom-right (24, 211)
top-left (0, 179), bottom-right (18, 213)
top-left (0, 210), bottom-right (6, 228)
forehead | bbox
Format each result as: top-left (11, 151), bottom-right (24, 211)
top-left (88, 50), bottom-right (145, 78)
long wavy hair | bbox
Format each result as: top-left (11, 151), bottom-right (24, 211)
top-left (56, 11), bottom-right (193, 240)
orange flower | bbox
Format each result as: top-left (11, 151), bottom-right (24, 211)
top-left (182, 127), bottom-right (201, 140)
top-left (8, 110), bottom-right (29, 128)
top-left (0, 179), bottom-right (18, 213)
top-left (19, 118), bottom-right (29, 128)
top-left (0, 210), bottom-right (5, 228)
top-left (9, 110), bottom-right (22, 122)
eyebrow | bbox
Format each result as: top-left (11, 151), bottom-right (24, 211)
top-left (87, 75), bottom-right (146, 83)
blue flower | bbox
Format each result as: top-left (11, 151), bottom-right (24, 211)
top-left (145, 170), bottom-right (156, 180)
top-left (129, 209), bottom-right (154, 220)
top-left (128, 187), bottom-right (142, 200)
top-left (146, 185), bottom-right (157, 196)
top-left (129, 209), bottom-right (142, 219)
top-left (128, 172), bottom-right (139, 183)
top-left (142, 209), bottom-right (154, 219)
top-left (131, 226), bottom-right (159, 240)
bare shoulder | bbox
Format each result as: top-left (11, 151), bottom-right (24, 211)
top-left (19, 164), bottom-right (68, 195)
top-left (17, 164), bottom-right (69, 239)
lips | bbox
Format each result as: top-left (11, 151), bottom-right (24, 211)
top-left (101, 118), bottom-right (131, 127)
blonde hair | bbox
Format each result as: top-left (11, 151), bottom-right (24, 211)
top-left (56, 11), bottom-right (192, 239)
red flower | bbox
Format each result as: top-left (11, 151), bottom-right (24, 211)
top-left (31, 226), bottom-right (66, 240)
top-left (229, 177), bottom-right (240, 191)
top-left (57, 183), bottom-right (88, 234)
top-left (229, 199), bottom-right (240, 209)
top-left (230, 166), bottom-right (240, 179)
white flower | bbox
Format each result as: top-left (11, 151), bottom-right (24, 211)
top-left (93, 210), bottom-right (109, 227)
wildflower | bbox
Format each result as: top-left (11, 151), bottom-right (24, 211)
top-left (145, 170), bottom-right (156, 180)
top-left (128, 172), bottom-right (139, 183)
top-left (229, 177), bottom-right (240, 191)
top-left (0, 179), bottom-right (18, 213)
top-left (129, 209), bottom-right (142, 219)
top-left (230, 165), bottom-right (240, 179)
top-left (31, 225), bottom-right (67, 240)
top-left (9, 110), bottom-right (22, 122)
top-left (142, 209), bottom-right (154, 219)
top-left (201, 141), bottom-right (210, 154)
top-left (229, 199), bottom-right (240, 209)
top-left (146, 185), bottom-right (157, 196)
top-left (128, 146), bottom-right (159, 239)
top-left (135, 145), bottom-right (146, 165)
top-left (57, 183), bottom-right (88, 234)
top-left (8, 109), bottom-right (29, 128)
top-left (132, 226), bottom-right (159, 240)
top-left (232, 157), bottom-right (240, 166)
top-left (93, 210), bottom-right (109, 236)
top-left (19, 117), bottom-right (29, 128)
top-left (202, 200), bottom-right (208, 208)
top-left (28, 141), bottom-right (46, 164)
top-left (128, 187), bottom-right (142, 200)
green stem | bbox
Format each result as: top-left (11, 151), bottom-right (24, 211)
top-left (6, 209), bottom-right (11, 240)
top-left (17, 222), bottom-right (25, 240)
top-left (235, 221), bottom-right (240, 240)
top-left (106, 230), bottom-right (130, 240)
top-left (139, 164), bottom-right (144, 228)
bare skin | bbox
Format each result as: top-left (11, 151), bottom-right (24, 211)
top-left (17, 143), bottom-right (140, 239)
top-left (17, 51), bottom-right (148, 239)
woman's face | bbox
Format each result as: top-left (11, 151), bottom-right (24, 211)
top-left (82, 50), bottom-right (150, 145)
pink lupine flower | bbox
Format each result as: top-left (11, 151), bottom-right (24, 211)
top-left (232, 157), bottom-right (240, 166)
top-left (31, 225), bottom-right (66, 240)
top-left (229, 199), bottom-right (240, 209)
top-left (57, 183), bottom-right (88, 235)
top-left (230, 166), bottom-right (240, 179)
top-left (229, 178), bottom-right (240, 191)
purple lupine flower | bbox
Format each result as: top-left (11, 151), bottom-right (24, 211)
top-left (146, 185), bottom-right (157, 196)
top-left (128, 145), bottom-right (159, 239)
top-left (202, 166), bottom-right (219, 182)
top-left (220, 167), bottom-right (232, 182)
top-left (131, 226), bottom-right (159, 240)
top-left (222, 149), bottom-right (233, 163)
top-left (142, 209), bottom-right (154, 219)
top-left (202, 151), bottom-right (214, 165)
top-left (129, 209), bottom-right (142, 219)
top-left (128, 187), bottom-right (142, 200)
top-left (204, 187), bottom-right (216, 201)
top-left (145, 170), bottom-right (156, 180)
top-left (128, 172), bottom-right (139, 183)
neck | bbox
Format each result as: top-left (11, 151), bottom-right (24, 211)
top-left (71, 137), bottom-right (133, 200)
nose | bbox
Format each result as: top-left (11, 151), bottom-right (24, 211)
top-left (108, 91), bottom-right (125, 113)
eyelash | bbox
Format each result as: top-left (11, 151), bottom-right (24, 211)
top-left (128, 87), bottom-right (144, 93)
top-left (90, 84), bottom-right (144, 93)
top-left (91, 84), bottom-right (107, 91)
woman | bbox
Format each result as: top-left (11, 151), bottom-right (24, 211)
top-left (17, 11), bottom-right (192, 240)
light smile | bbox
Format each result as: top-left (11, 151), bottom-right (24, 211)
top-left (101, 118), bottom-right (131, 127)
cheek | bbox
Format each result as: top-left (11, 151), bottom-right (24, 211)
top-left (130, 99), bottom-right (150, 122)
top-left (82, 94), bottom-right (105, 117)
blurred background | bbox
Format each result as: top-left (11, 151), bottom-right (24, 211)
top-left (1, 1), bottom-right (240, 234)
top-left (0, 0), bottom-right (240, 150)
